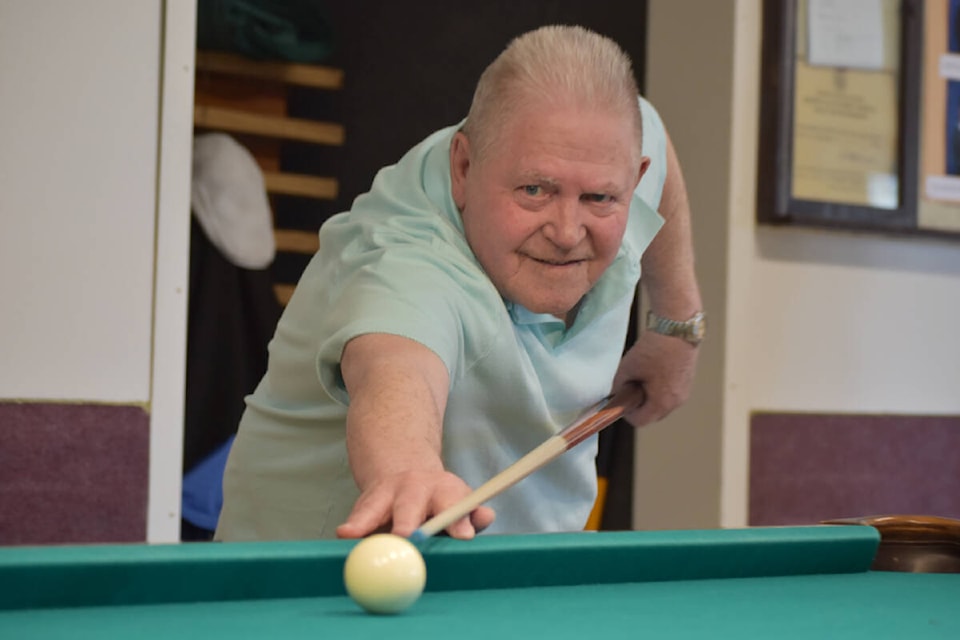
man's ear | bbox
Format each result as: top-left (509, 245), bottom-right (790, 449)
top-left (449, 131), bottom-right (472, 210)
top-left (635, 155), bottom-right (651, 187)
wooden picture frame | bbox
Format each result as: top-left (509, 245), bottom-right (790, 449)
top-left (757, 0), bottom-right (923, 233)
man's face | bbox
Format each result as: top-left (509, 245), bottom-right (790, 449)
top-left (451, 103), bottom-right (648, 323)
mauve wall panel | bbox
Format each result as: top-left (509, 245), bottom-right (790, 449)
top-left (0, 403), bottom-right (149, 545)
top-left (750, 413), bottom-right (960, 526)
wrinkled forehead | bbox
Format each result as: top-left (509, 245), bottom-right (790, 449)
top-left (492, 98), bottom-right (643, 166)
top-left (492, 92), bottom-right (640, 152)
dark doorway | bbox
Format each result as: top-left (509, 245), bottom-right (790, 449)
top-left (278, 1), bottom-right (649, 530)
top-left (279, 1), bottom-right (649, 235)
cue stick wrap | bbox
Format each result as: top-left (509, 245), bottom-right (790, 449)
top-left (410, 382), bottom-right (646, 541)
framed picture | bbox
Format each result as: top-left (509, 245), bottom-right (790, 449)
top-left (918, 0), bottom-right (960, 234)
top-left (757, 0), bottom-right (924, 233)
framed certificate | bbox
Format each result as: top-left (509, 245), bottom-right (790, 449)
top-left (918, 0), bottom-right (960, 234)
top-left (757, 0), bottom-right (923, 233)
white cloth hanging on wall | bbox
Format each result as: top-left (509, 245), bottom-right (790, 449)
top-left (191, 133), bottom-right (275, 269)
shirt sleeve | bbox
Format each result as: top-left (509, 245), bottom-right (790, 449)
top-left (309, 228), bottom-right (501, 406)
top-left (623, 96), bottom-right (668, 260)
top-left (299, 124), bottom-right (504, 406)
top-left (316, 267), bottom-right (442, 404)
top-left (637, 95), bottom-right (669, 209)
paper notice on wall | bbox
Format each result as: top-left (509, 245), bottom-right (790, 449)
top-left (807, 0), bottom-right (885, 70)
top-left (939, 53), bottom-right (960, 80)
top-left (925, 175), bottom-right (960, 201)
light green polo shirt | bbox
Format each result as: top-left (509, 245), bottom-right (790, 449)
top-left (216, 97), bottom-right (667, 541)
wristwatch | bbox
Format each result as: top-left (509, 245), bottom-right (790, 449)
top-left (645, 310), bottom-right (706, 346)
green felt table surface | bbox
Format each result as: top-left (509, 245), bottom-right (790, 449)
top-left (1, 526), bottom-right (957, 639)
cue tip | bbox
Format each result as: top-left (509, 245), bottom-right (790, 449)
top-left (408, 529), bottom-right (428, 544)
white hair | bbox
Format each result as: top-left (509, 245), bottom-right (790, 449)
top-left (462, 25), bottom-right (643, 161)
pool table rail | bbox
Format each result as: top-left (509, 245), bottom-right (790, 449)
top-left (0, 526), bottom-right (880, 612)
top-left (823, 514), bottom-right (960, 574)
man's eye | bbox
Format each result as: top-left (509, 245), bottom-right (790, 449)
top-left (583, 193), bottom-right (613, 204)
top-left (522, 185), bottom-right (542, 197)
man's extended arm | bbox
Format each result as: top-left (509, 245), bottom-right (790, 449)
top-left (335, 333), bottom-right (495, 539)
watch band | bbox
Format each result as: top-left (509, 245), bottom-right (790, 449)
top-left (645, 310), bottom-right (706, 346)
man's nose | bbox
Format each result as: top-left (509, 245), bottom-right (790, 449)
top-left (542, 199), bottom-right (586, 249)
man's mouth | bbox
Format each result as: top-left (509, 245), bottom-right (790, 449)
top-left (531, 257), bottom-right (585, 266)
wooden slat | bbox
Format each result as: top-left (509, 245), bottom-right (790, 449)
top-left (194, 105), bottom-right (344, 146)
top-left (274, 229), bottom-right (320, 254)
top-left (264, 171), bottom-right (338, 200)
top-left (194, 73), bottom-right (288, 116)
top-left (274, 283), bottom-right (296, 306)
top-left (230, 136), bottom-right (283, 173)
top-left (196, 51), bottom-right (344, 90)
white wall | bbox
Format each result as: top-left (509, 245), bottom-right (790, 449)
top-left (0, 0), bottom-right (195, 543)
top-left (639, 0), bottom-right (960, 530)
top-left (0, 1), bottom-right (161, 402)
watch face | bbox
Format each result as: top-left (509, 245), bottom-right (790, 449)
top-left (691, 315), bottom-right (705, 342)
top-left (692, 319), bottom-right (704, 339)
top-left (683, 313), bottom-right (705, 344)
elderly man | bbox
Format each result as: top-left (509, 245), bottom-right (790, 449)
top-left (216, 25), bottom-right (703, 542)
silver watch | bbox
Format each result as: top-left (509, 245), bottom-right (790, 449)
top-left (645, 310), bottom-right (706, 346)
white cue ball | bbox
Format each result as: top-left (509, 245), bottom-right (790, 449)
top-left (343, 533), bottom-right (427, 614)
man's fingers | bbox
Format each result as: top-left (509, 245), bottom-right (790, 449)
top-left (443, 505), bottom-right (497, 539)
top-left (446, 518), bottom-right (476, 539)
top-left (471, 506), bottom-right (496, 533)
top-left (421, 478), bottom-right (484, 540)
top-left (335, 488), bottom-right (393, 539)
top-left (338, 472), bottom-right (497, 540)
top-left (390, 481), bottom-right (433, 537)
top-left (624, 405), bottom-right (650, 426)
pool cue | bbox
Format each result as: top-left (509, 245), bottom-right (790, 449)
top-left (409, 382), bottom-right (646, 542)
